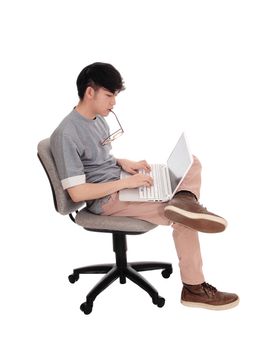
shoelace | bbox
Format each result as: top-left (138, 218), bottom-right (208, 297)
top-left (186, 198), bottom-right (209, 213)
top-left (173, 193), bottom-right (210, 213)
top-left (202, 282), bottom-right (217, 295)
top-left (198, 203), bottom-right (209, 213)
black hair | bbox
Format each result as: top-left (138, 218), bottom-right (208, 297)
top-left (76, 62), bottom-right (125, 99)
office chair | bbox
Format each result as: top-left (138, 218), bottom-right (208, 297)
top-left (37, 138), bottom-right (173, 315)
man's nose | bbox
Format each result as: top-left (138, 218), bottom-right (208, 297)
top-left (111, 96), bottom-right (116, 107)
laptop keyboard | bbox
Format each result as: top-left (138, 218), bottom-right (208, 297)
top-left (139, 164), bottom-right (167, 200)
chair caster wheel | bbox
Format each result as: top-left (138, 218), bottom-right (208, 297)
top-left (161, 267), bottom-right (173, 279)
top-left (152, 296), bottom-right (165, 308)
top-left (68, 273), bottom-right (79, 284)
top-left (156, 297), bottom-right (165, 308)
top-left (80, 302), bottom-right (93, 315)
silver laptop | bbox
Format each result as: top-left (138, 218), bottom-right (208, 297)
top-left (119, 132), bottom-right (193, 202)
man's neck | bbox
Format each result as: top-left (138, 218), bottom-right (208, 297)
top-left (75, 102), bottom-right (96, 120)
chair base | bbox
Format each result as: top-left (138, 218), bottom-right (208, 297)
top-left (68, 233), bottom-right (173, 314)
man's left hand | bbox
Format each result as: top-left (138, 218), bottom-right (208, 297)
top-left (117, 159), bottom-right (151, 174)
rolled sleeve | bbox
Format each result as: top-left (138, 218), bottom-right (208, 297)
top-left (61, 174), bottom-right (86, 190)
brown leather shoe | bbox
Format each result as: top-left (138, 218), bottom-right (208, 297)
top-left (181, 282), bottom-right (239, 310)
top-left (164, 191), bottom-right (227, 233)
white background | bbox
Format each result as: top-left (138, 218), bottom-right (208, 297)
top-left (1, 0), bottom-right (263, 349)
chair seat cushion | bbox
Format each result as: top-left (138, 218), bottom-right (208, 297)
top-left (75, 208), bottom-right (157, 234)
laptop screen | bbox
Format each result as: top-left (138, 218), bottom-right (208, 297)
top-left (167, 133), bottom-right (193, 195)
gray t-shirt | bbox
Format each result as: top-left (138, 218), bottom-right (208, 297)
top-left (50, 109), bottom-right (121, 214)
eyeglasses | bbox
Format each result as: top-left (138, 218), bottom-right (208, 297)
top-left (101, 110), bottom-right (124, 146)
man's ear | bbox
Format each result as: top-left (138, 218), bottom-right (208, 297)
top-left (85, 86), bottom-right (95, 100)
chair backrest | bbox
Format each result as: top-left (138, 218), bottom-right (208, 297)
top-left (37, 138), bottom-right (84, 215)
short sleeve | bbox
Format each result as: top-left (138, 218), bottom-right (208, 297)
top-left (50, 132), bottom-right (86, 190)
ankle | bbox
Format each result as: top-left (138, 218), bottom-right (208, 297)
top-left (175, 190), bottom-right (198, 201)
top-left (183, 281), bottom-right (204, 287)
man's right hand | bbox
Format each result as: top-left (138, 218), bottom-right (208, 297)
top-left (123, 173), bottom-right (153, 189)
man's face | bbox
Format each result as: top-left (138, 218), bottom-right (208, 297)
top-left (92, 87), bottom-right (118, 116)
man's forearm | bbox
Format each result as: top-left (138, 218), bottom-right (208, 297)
top-left (67, 179), bottom-right (126, 203)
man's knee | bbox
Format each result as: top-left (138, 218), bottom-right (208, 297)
top-left (192, 155), bottom-right (202, 172)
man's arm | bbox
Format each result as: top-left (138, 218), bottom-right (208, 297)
top-left (67, 173), bottom-right (153, 202)
top-left (116, 158), bottom-right (151, 174)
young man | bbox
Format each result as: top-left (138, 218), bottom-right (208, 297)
top-left (50, 62), bottom-right (239, 310)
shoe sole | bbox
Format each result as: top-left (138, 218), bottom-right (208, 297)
top-left (164, 206), bottom-right (227, 233)
top-left (181, 298), bottom-right (239, 310)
